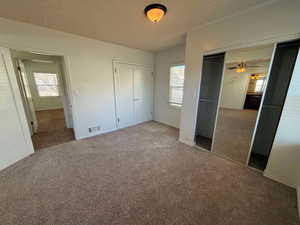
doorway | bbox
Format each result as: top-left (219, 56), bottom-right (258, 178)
top-left (11, 49), bottom-right (75, 151)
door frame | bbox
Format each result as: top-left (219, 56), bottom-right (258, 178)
top-left (1, 44), bottom-right (78, 140)
top-left (112, 60), bottom-right (153, 129)
top-left (15, 58), bottom-right (39, 135)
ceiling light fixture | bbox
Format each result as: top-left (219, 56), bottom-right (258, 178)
top-left (144, 3), bottom-right (167, 23)
top-left (236, 62), bottom-right (246, 73)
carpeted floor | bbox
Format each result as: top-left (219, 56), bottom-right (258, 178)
top-left (0, 122), bottom-right (299, 225)
top-left (213, 108), bottom-right (258, 164)
top-left (31, 109), bottom-right (74, 150)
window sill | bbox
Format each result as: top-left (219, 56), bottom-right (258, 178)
top-left (169, 104), bottom-right (182, 110)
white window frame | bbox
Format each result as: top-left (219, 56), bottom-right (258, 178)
top-left (33, 72), bottom-right (60, 97)
top-left (169, 63), bottom-right (185, 109)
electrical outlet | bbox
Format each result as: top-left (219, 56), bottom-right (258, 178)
top-left (88, 126), bottom-right (101, 133)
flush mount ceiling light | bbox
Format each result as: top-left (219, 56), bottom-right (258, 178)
top-left (144, 3), bottom-right (167, 23)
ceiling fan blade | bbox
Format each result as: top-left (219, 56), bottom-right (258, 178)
top-left (227, 66), bottom-right (238, 70)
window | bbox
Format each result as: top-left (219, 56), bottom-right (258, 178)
top-left (34, 73), bottom-right (59, 97)
top-left (255, 79), bottom-right (266, 93)
top-left (169, 65), bottom-right (185, 107)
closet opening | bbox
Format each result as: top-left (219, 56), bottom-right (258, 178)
top-left (194, 53), bottom-right (225, 150)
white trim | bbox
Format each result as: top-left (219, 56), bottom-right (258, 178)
top-left (210, 52), bottom-right (227, 153)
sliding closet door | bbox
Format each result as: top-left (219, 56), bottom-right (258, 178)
top-left (195, 53), bottom-right (225, 150)
top-left (249, 39), bottom-right (300, 170)
top-left (114, 63), bottom-right (153, 129)
top-left (115, 63), bottom-right (135, 129)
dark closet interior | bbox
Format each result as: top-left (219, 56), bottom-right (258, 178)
top-left (248, 39), bottom-right (300, 170)
top-left (194, 53), bottom-right (225, 150)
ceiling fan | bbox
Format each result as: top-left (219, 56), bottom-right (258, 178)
top-left (227, 62), bottom-right (264, 73)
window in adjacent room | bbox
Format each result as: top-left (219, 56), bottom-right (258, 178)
top-left (34, 73), bottom-right (59, 97)
top-left (254, 79), bottom-right (266, 93)
top-left (169, 64), bottom-right (185, 107)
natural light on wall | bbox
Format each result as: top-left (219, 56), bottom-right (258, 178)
top-left (34, 73), bottom-right (59, 97)
top-left (169, 65), bottom-right (185, 107)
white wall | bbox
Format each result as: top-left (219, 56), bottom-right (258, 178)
top-left (154, 45), bottom-right (185, 128)
top-left (0, 17), bottom-right (154, 141)
top-left (180, 0), bottom-right (300, 187)
top-left (220, 70), bottom-right (250, 110)
top-left (264, 50), bottom-right (300, 188)
top-left (220, 45), bottom-right (273, 110)
top-left (22, 60), bottom-right (63, 111)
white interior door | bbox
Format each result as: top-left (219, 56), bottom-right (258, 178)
top-left (115, 63), bottom-right (135, 129)
top-left (133, 67), bottom-right (153, 124)
top-left (114, 62), bottom-right (153, 129)
top-left (0, 47), bottom-right (34, 170)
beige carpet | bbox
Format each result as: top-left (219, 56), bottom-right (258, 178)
top-left (0, 122), bottom-right (299, 225)
top-left (32, 109), bottom-right (74, 150)
top-left (213, 108), bottom-right (258, 164)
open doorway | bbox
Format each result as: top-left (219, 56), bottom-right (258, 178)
top-left (10, 49), bottom-right (74, 151)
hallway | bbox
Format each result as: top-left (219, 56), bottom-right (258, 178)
top-left (32, 109), bottom-right (74, 150)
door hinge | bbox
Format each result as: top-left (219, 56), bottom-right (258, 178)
top-left (17, 66), bottom-right (21, 71)
top-left (31, 121), bottom-right (34, 126)
top-left (114, 68), bottom-right (117, 73)
top-left (117, 118), bottom-right (120, 123)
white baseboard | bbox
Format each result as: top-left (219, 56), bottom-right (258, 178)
top-left (178, 137), bottom-right (195, 146)
top-left (297, 186), bottom-right (300, 220)
top-left (76, 127), bottom-right (117, 140)
top-left (36, 106), bottom-right (63, 111)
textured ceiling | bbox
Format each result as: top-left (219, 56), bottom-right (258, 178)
top-left (0, 0), bottom-right (276, 51)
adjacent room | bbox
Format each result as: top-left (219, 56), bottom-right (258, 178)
top-left (0, 0), bottom-right (300, 225)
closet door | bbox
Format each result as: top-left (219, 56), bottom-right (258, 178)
top-left (114, 63), bottom-right (153, 129)
top-left (195, 53), bottom-right (225, 150)
top-left (115, 63), bottom-right (135, 129)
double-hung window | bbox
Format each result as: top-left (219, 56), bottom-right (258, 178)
top-left (34, 73), bottom-right (59, 97)
top-left (169, 64), bottom-right (185, 107)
